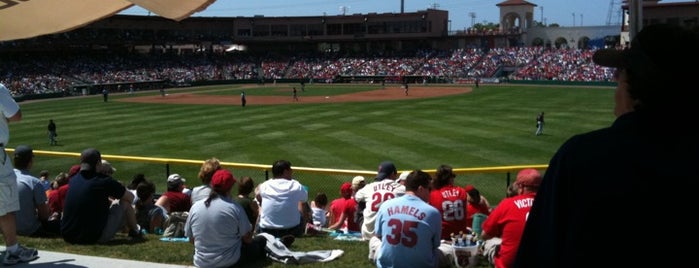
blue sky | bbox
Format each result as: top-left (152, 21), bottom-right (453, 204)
top-left (119, 0), bottom-right (686, 31)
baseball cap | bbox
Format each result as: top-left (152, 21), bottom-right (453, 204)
top-left (464, 184), bottom-right (475, 193)
top-left (515, 168), bottom-right (542, 187)
top-left (79, 148), bottom-right (101, 172)
top-left (396, 171), bottom-right (410, 184)
top-left (211, 169), bottom-right (236, 192)
top-left (351, 175), bottom-right (365, 188)
top-left (167, 173), bottom-right (186, 185)
top-left (97, 159), bottom-right (116, 174)
top-left (376, 161), bottom-right (397, 180)
top-left (340, 182), bottom-right (352, 194)
top-left (13, 145), bottom-right (33, 160)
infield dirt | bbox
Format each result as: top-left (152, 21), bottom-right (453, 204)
top-left (119, 85), bottom-right (472, 105)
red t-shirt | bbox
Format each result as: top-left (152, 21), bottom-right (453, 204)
top-left (47, 189), bottom-right (62, 214)
top-left (428, 184), bottom-right (468, 240)
top-left (343, 198), bottom-right (359, 232)
top-left (56, 184), bottom-right (69, 212)
top-left (328, 197), bottom-right (360, 232)
top-left (328, 197), bottom-right (347, 229)
top-left (481, 192), bottom-right (536, 268)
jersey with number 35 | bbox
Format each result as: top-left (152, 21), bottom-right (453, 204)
top-left (355, 179), bottom-right (405, 240)
top-left (374, 194), bottom-right (441, 267)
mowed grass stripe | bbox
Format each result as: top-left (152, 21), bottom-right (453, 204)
top-left (11, 84), bottom-right (616, 206)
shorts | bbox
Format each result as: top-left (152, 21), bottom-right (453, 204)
top-left (0, 157), bottom-right (19, 216)
top-left (98, 199), bottom-right (127, 243)
top-left (0, 151), bottom-right (14, 182)
top-left (0, 180), bottom-right (19, 217)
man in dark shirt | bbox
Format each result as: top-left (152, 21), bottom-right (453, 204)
top-left (535, 112), bottom-right (544, 136)
top-left (515, 24), bottom-right (699, 268)
top-left (61, 148), bottom-right (141, 244)
top-left (47, 119), bottom-right (57, 145)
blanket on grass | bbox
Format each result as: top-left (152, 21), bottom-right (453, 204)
top-left (258, 232), bottom-right (344, 264)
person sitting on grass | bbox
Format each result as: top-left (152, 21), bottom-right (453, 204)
top-left (310, 192), bottom-right (328, 228)
top-left (185, 169), bottom-right (267, 268)
top-left (464, 184), bottom-right (491, 229)
top-left (428, 164), bottom-right (468, 241)
top-left (233, 176), bottom-right (259, 232)
top-left (53, 164), bottom-right (80, 221)
top-left (13, 145), bottom-right (59, 237)
top-left (135, 180), bottom-right (165, 235)
top-left (126, 173), bottom-right (147, 205)
top-left (156, 173), bottom-right (192, 214)
top-left (191, 157), bottom-right (221, 204)
top-left (327, 182), bottom-right (360, 232)
top-left (256, 160), bottom-right (306, 247)
top-left (61, 148), bottom-right (142, 244)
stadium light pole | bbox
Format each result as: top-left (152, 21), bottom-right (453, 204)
top-left (572, 12), bottom-right (576, 27)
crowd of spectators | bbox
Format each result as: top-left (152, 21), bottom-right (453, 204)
top-left (0, 46), bottom-right (616, 96)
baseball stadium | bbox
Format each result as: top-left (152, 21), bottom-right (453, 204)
top-left (1, 0), bottom-right (698, 267)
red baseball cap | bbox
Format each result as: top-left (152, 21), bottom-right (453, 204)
top-left (211, 169), bottom-right (236, 192)
top-left (340, 182), bottom-right (352, 194)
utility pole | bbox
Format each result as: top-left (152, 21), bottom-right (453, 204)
top-left (430, 3), bottom-right (439, 9)
top-left (540, 6), bottom-right (544, 26)
top-left (339, 6), bottom-right (350, 15)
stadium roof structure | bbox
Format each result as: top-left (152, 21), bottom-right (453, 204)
top-left (0, 0), bottom-right (216, 42)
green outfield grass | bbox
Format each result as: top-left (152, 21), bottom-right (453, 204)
top-left (11, 83), bottom-right (615, 202)
top-left (6, 83), bottom-right (615, 267)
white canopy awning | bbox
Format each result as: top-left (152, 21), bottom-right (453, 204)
top-left (0, 0), bottom-right (216, 41)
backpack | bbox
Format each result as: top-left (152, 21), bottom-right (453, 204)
top-left (162, 211), bottom-right (188, 238)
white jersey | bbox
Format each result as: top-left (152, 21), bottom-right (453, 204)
top-left (354, 179), bottom-right (404, 240)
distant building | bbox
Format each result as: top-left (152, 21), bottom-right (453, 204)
top-left (1, 0), bottom-right (696, 53)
